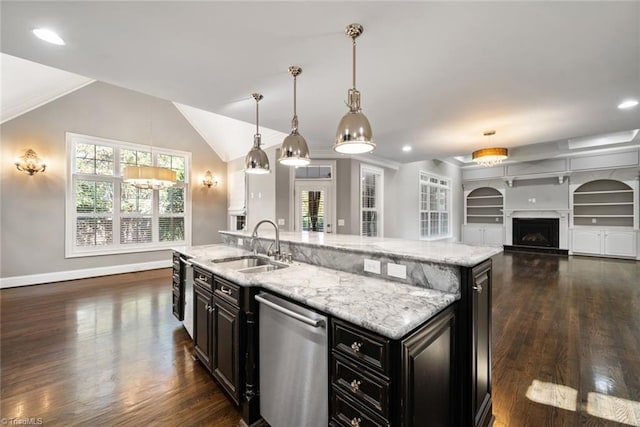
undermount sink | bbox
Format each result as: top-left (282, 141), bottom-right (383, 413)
top-left (212, 256), bottom-right (288, 274)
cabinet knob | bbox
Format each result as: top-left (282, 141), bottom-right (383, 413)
top-left (350, 342), bottom-right (362, 353)
top-left (350, 417), bottom-right (362, 427)
top-left (220, 286), bottom-right (233, 296)
top-left (350, 379), bottom-right (361, 392)
top-left (473, 284), bottom-right (483, 293)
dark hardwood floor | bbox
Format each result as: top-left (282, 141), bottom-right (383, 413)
top-left (1, 252), bottom-right (638, 426)
top-left (492, 252), bottom-right (640, 427)
top-left (0, 270), bottom-right (241, 426)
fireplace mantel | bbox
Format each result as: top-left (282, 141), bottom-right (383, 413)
top-left (503, 208), bottom-right (570, 248)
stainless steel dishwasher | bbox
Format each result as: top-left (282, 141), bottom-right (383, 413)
top-left (256, 292), bottom-right (328, 427)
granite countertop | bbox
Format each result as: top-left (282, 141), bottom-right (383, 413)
top-left (173, 244), bottom-right (457, 340)
top-left (220, 230), bottom-right (503, 267)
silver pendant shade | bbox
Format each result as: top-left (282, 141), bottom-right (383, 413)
top-left (279, 66), bottom-right (311, 166)
top-left (245, 93), bottom-right (270, 174)
top-left (334, 23), bottom-right (375, 154)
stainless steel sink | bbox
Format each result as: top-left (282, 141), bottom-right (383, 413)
top-left (212, 256), bottom-right (288, 273)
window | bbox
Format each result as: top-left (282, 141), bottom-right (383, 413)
top-left (360, 165), bottom-right (383, 237)
top-left (419, 172), bottom-right (450, 239)
top-left (66, 133), bottom-right (191, 257)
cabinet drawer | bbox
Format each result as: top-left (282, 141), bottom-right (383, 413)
top-left (172, 253), bottom-right (180, 268)
top-left (332, 319), bottom-right (390, 377)
top-left (214, 277), bottom-right (240, 306)
top-left (193, 266), bottom-right (213, 289)
top-left (331, 388), bottom-right (390, 427)
top-left (332, 353), bottom-right (389, 418)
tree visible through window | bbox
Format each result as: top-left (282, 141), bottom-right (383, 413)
top-left (66, 133), bottom-right (190, 256)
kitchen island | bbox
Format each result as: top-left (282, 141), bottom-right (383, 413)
top-left (173, 232), bottom-right (502, 427)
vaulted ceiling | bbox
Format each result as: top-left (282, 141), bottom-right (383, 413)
top-left (1, 1), bottom-right (639, 164)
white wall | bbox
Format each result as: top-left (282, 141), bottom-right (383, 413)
top-left (385, 159), bottom-right (463, 241)
top-left (1, 81), bottom-right (227, 282)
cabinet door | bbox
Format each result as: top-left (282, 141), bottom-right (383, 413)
top-left (463, 226), bottom-right (485, 246)
top-left (401, 306), bottom-right (455, 427)
top-left (604, 231), bottom-right (637, 257)
top-left (572, 229), bottom-right (602, 254)
top-left (213, 297), bottom-right (240, 405)
top-left (193, 285), bottom-right (213, 371)
top-left (471, 262), bottom-right (492, 427)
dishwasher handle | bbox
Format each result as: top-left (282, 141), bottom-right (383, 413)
top-left (255, 294), bottom-right (325, 328)
top-left (179, 257), bottom-right (193, 266)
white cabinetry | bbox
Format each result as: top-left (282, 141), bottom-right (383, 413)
top-left (462, 224), bottom-right (503, 247)
top-left (570, 179), bottom-right (638, 259)
top-left (572, 228), bottom-right (637, 258)
top-left (463, 187), bottom-right (504, 246)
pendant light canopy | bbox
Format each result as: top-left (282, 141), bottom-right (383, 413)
top-left (245, 93), bottom-right (270, 174)
top-left (472, 130), bottom-right (508, 167)
top-left (279, 66), bottom-right (311, 166)
top-left (334, 23), bottom-right (374, 155)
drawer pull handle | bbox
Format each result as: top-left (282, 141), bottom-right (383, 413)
top-left (473, 284), bottom-right (483, 293)
top-left (198, 275), bottom-right (207, 281)
top-left (351, 342), bottom-right (362, 353)
top-left (220, 286), bottom-right (233, 296)
top-left (350, 417), bottom-right (361, 427)
top-left (350, 379), bottom-right (361, 392)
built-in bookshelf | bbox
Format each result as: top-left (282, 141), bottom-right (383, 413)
top-left (572, 180), bottom-right (634, 227)
top-left (466, 187), bottom-right (504, 224)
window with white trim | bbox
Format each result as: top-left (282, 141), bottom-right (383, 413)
top-left (66, 133), bottom-right (191, 257)
top-left (360, 165), bottom-right (384, 237)
top-left (419, 172), bottom-right (450, 239)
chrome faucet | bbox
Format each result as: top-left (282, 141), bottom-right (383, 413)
top-left (251, 219), bottom-right (281, 260)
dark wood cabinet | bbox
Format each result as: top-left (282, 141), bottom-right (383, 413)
top-left (171, 252), bottom-right (185, 321)
top-left (193, 266), bottom-right (214, 371)
top-left (401, 307), bottom-right (455, 427)
top-left (212, 287), bottom-right (241, 405)
top-left (459, 259), bottom-right (493, 427)
top-left (330, 306), bottom-right (455, 427)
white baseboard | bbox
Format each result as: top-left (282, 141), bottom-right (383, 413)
top-left (0, 260), bottom-right (172, 289)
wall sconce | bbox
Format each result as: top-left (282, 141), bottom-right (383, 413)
top-left (202, 170), bottom-right (218, 188)
top-left (15, 149), bottom-right (47, 175)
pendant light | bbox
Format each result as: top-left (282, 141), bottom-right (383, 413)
top-left (334, 23), bottom-right (374, 154)
top-left (279, 66), bottom-right (311, 166)
top-left (472, 130), bottom-right (508, 167)
top-left (245, 93), bottom-right (270, 174)
top-left (123, 122), bottom-right (177, 189)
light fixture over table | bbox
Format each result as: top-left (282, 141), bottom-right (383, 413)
top-left (472, 131), bottom-right (508, 167)
top-left (279, 66), bottom-right (311, 166)
top-left (334, 23), bottom-right (374, 154)
top-left (15, 149), bottom-right (46, 175)
top-left (245, 93), bottom-right (270, 174)
top-left (123, 123), bottom-right (177, 189)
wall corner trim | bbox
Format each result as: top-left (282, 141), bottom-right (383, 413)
top-left (0, 260), bottom-right (172, 289)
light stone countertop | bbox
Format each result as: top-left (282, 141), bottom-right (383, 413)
top-left (220, 230), bottom-right (503, 267)
top-left (173, 244), bottom-right (457, 339)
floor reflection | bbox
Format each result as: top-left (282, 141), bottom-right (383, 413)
top-left (525, 379), bottom-right (640, 426)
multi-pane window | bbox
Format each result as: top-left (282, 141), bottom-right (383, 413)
top-left (66, 133), bottom-right (190, 257)
top-left (419, 172), bottom-right (450, 239)
top-left (361, 165), bottom-right (383, 237)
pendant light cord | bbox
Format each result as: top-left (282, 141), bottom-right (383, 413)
top-left (352, 37), bottom-right (357, 89)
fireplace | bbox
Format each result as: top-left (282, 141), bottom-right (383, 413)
top-left (512, 218), bottom-right (559, 248)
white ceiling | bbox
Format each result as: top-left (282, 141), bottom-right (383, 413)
top-left (1, 1), bottom-right (639, 164)
top-left (0, 53), bottom-right (93, 123)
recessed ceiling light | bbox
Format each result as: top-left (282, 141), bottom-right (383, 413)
top-left (402, 145), bottom-right (412, 152)
top-left (618, 99), bottom-right (638, 109)
top-left (32, 28), bottom-right (65, 45)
